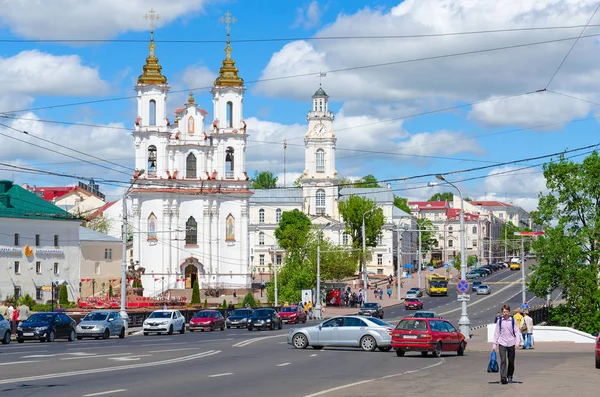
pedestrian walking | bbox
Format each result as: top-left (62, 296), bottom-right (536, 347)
top-left (17, 302), bottom-right (30, 324)
top-left (7, 304), bottom-right (14, 333)
top-left (520, 300), bottom-right (530, 312)
top-left (387, 285), bottom-right (392, 298)
top-left (513, 308), bottom-right (524, 348)
top-left (521, 310), bottom-right (534, 349)
top-left (492, 304), bottom-right (521, 384)
top-left (11, 308), bottom-right (18, 335)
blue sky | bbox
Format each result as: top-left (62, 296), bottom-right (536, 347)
top-left (1, 0), bottom-right (600, 211)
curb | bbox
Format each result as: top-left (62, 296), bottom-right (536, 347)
top-left (470, 324), bottom-right (487, 331)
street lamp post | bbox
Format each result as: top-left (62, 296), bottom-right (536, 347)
top-left (396, 225), bottom-right (406, 301)
top-left (436, 174), bottom-right (470, 338)
top-left (361, 208), bottom-right (377, 303)
top-left (121, 169), bottom-right (145, 319)
top-left (315, 222), bottom-right (331, 320)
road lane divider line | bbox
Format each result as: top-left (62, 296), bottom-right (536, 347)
top-left (277, 362), bottom-right (291, 367)
top-left (310, 354), bottom-right (318, 357)
top-left (0, 350), bottom-right (221, 385)
top-left (233, 334), bottom-right (287, 347)
top-left (147, 348), bottom-right (201, 353)
top-left (0, 360), bottom-right (40, 366)
top-left (208, 373), bottom-right (233, 378)
top-left (60, 353), bottom-right (133, 361)
top-left (82, 389), bottom-right (127, 397)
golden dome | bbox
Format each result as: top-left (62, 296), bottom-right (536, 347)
top-left (214, 34), bottom-right (243, 87)
top-left (188, 92), bottom-right (195, 104)
top-left (137, 32), bottom-right (167, 85)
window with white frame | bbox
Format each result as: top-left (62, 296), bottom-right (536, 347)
top-left (472, 240), bottom-right (477, 247)
top-left (36, 287), bottom-right (43, 300)
top-left (276, 254), bottom-right (282, 266)
top-left (448, 240), bottom-right (453, 247)
top-left (472, 226), bottom-right (477, 234)
top-left (377, 254), bottom-right (383, 265)
top-left (53, 262), bottom-right (59, 275)
top-left (342, 234), bottom-right (349, 246)
top-left (105, 248), bottom-right (112, 260)
top-left (14, 261), bottom-right (20, 274)
top-left (499, 213), bottom-right (504, 219)
top-left (259, 254), bottom-right (265, 266)
top-left (258, 209), bottom-right (265, 224)
top-left (259, 232), bottom-right (265, 246)
top-left (36, 261), bottom-right (41, 274)
top-left (448, 226), bottom-right (453, 234)
top-left (316, 189), bottom-right (325, 214)
top-left (316, 149), bottom-right (325, 173)
top-left (276, 208), bottom-right (282, 223)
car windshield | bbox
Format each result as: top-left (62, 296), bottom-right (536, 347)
top-left (148, 311), bottom-right (172, 319)
top-left (395, 319), bottom-right (428, 331)
top-left (479, 285), bottom-right (488, 289)
top-left (251, 310), bottom-right (271, 317)
top-left (83, 312), bottom-right (109, 321)
top-left (407, 299), bottom-right (419, 302)
top-left (473, 281), bottom-right (481, 285)
top-left (27, 313), bottom-right (55, 323)
top-left (414, 312), bottom-right (434, 318)
top-left (194, 311), bottom-right (214, 318)
top-left (367, 318), bottom-right (391, 327)
top-left (409, 288), bottom-right (420, 291)
top-left (230, 310), bottom-right (251, 317)
top-left (430, 281), bottom-right (447, 288)
top-left (281, 307), bottom-right (298, 312)
top-left (362, 303), bottom-right (377, 308)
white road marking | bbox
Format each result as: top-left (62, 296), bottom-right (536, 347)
top-left (0, 350), bottom-right (221, 386)
top-left (61, 353), bottom-right (133, 361)
top-left (82, 389), bottom-right (127, 397)
top-left (310, 354), bottom-right (318, 357)
top-left (108, 355), bottom-right (151, 361)
top-left (277, 362), bottom-right (290, 367)
top-left (147, 348), bottom-right (200, 353)
top-left (208, 373), bottom-right (233, 378)
top-left (139, 342), bottom-right (187, 347)
top-left (233, 334), bottom-right (287, 347)
top-left (0, 360), bottom-right (39, 366)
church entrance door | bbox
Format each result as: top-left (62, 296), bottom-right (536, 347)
top-left (184, 265), bottom-right (198, 289)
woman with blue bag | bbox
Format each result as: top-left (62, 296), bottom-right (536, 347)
top-left (492, 304), bottom-right (521, 384)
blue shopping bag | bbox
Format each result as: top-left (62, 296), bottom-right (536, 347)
top-left (487, 350), bottom-right (499, 373)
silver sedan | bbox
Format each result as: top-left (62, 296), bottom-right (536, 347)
top-left (287, 316), bottom-right (393, 352)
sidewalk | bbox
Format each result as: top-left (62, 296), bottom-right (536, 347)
top-left (466, 328), bottom-right (593, 353)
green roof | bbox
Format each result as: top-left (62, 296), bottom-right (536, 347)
top-left (0, 180), bottom-right (80, 221)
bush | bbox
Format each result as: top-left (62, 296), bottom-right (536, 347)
top-left (32, 304), bottom-right (52, 312)
top-left (191, 280), bottom-right (200, 304)
top-left (241, 292), bottom-right (257, 308)
top-left (203, 298), bottom-right (208, 308)
top-left (222, 299), bottom-right (227, 309)
top-left (17, 294), bottom-right (36, 309)
top-left (108, 284), bottom-right (114, 297)
top-left (59, 284), bottom-right (69, 305)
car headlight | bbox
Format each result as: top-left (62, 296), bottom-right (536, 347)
top-left (34, 327), bottom-right (47, 331)
top-left (17, 326), bottom-right (22, 331)
top-left (266, 319), bottom-right (271, 323)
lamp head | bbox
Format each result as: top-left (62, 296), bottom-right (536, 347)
top-left (435, 174), bottom-right (445, 181)
top-left (138, 169), bottom-right (145, 176)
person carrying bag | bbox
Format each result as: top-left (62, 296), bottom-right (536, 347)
top-left (492, 304), bottom-right (522, 384)
top-left (487, 350), bottom-right (499, 373)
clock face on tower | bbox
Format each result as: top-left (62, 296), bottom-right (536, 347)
top-left (313, 123), bottom-right (328, 137)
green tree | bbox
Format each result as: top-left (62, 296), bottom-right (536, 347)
top-left (292, 174), bottom-right (303, 187)
top-left (17, 294), bottom-right (36, 309)
top-left (393, 195), bottom-right (410, 213)
top-left (84, 217), bottom-right (112, 235)
top-left (59, 284), bottom-right (69, 305)
top-left (108, 284), bottom-right (114, 298)
top-left (340, 175), bottom-right (381, 188)
top-left (191, 280), bottom-right (200, 304)
top-left (428, 192), bottom-right (453, 202)
top-left (274, 209), bottom-right (312, 252)
top-left (241, 292), bottom-right (257, 308)
top-left (527, 151), bottom-right (600, 333)
top-left (416, 218), bottom-right (438, 256)
top-left (251, 171), bottom-right (278, 189)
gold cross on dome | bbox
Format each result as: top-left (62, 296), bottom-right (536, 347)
top-left (144, 8), bottom-right (161, 31)
top-left (220, 11), bottom-right (237, 35)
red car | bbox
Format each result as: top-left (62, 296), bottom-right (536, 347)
top-left (595, 332), bottom-right (600, 369)
top-left (189, 310), bottom-right (225, 332)
top-left (405, 298), bottom-right (424, 310)
top-left (278, 305), bottom-right (307, 324)
top-left (391, 317), bottom-right (467, 357)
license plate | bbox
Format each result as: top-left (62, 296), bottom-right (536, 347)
top-left (404, 335), bottom-right (417, 339)
top-left (23, 333), bottom-right (34, 336)
top-left (282, 319), bottom-right (288, 323)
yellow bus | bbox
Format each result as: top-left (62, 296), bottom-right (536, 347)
top-left (425, 274), bottom-right (448, 296)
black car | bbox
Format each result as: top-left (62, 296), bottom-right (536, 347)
top-left (358, 302), bottom-right (384, 319)
top-left (226, 309), bottom-right (253, 329)
top-left (17, 312), bottom-right (76, 343)
top-left (247, 308), bottom-right (282, 331)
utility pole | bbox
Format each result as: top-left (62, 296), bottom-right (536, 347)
top-left (521, 237), bottom-right (526, 304)
top-left (504, 226), bottom-right (507, 261)
top-left (417, 227), bottom-right (422, 290)
top-left (397, 226), bottom-right (403, 301)
top-left (274, 243), bottom-right (278, 307)
top-left (283, 139), bottom-right (287, 188)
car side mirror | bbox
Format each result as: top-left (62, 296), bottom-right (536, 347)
top-left (108, 318), bottom-right (114, 322)
top-left (592, 332), bottom-right (599, 337)
top-left (318, 325), bottom-right (322, 330)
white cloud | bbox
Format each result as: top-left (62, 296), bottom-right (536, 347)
top-left (395, 130), bottom-right (485, 158)
top-left (293, 1), bottom-right (324, 29)
top-left (0, 0), bottom-right (207, 39)
top-left (256, 0), bottom-right (600, 129)
top-left (180, 64), bottom-right (218, 91)
top-left (482, 166), bottom-right (547, 210)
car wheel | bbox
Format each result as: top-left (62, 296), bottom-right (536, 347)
top-left (220, 324), bottom-right (225, 331)
top-left (396, 349), bottom-right (405, 357)
top-left (457, 341), bottom-right (465, 356)
top-left (47, 330), bottom-right (55, 343)
top-left (312, 345), bottom-right (323, 350)
top-left (210, 324), bottom-right (215, 332)
top-left (68, 329), bottom-right (76, 342)
top-left (77, 336), bottom-right (83, 340)
top-left (180, 323), bottom-right (185, 334)
top-left (247, 327), bottom-right (253, 331)
top-left (360, 335), bottom-right (377, 352)
top-left (421, 351), bottom-right (429, 357)
top-left (143, 332), bottom-right (149, 336)
top-left (95, 336), bottom-right (100, 340)
top-left (119, 328), bottom-right (126, 339)
top-left (226, 326), bottom-right (231, 329)
top-left (278, 321), bottom-right (282, 330)
top-left (292, 333), bottom-right (308, 349)
top-left (596, 355), bottom-right (600, 369)
top-left (378, 346), bottom-right (392, 352)
top-left (17, 339), bottom-right (24, 343)
top-left (103, 329), bottom-right (110, 340)
top-left (168, 325), bottom-right (174, 335)
top-left (1, 331), bottom-right (10, 345)
top-left (190, 329), bottom-right (195, 332)
top-left (433, 342), bottom-right (442, 358)
top-left (303, 318), bottom-right (307, 324)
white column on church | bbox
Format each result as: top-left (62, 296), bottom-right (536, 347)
top-left (203, 204), bottom-right (210, 288)
top-left (211, 205), bottom-right (219, 287)
top-left (241, 202), bottom-right (249, 287)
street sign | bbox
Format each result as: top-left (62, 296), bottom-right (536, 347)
top-left (457, 280), bottom-right (469, 293)
top-left (429, 266), bottom-right (434, 272)
top-left (443, 263), bottom-right (448, 268)
top-left (514, 231), bottom-right (544, 236)
top-left (457, 293), bottom-right (471, 302)
top-left (41, 286), bottom-right (52, 291)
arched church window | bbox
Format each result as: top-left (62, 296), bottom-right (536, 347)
top-left (316, 149), bottom-right (325, 173)
top-left (188, 116), bottom-right (195, 134)
top-left (316, 189), bottom-right (326, 215)
top-left (149, 100), bottom-right (156, 126)
top-left (186, 153), bottom-right (197, 179)
top-left (258, 209), bottom-right (265, 224)
top-left (225, 147), bottom-right (234, 179)
top-left (186, 216), bottom-right (197, 245)
top-left (147, 145), bottom-right (157, 177)
top-left (275, 208), bottom-right (282, 223)
top-left (227, 101), bottom-right (233, 128)
top-left (259, 231), bottom-right (265, 246)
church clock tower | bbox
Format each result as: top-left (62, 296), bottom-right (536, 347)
top-left (302, 87), bottom-right (338, 217)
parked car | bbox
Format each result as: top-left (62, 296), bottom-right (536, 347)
top-left (408, 287), bottom-right (424, 297)
top-left (143, 310), bottom-right (186, 336)
top-left (226, 309), bottom-right (253, 329)
top-left (595, 332), bottom-right (600, 369)
top-left (189, 310), bottom-right (225, 332)
top-left (391, 317), bottom-right (467, 357)
top-left (279, 305), bottom-right (307, 324)
top-left (477, 284), bottom-right (491, 295)
top-left (358, 302), bottom-right (384, 319)
top-left (17, 312), bottom-right (76, 343)
top-left (1, 314), bottom-right (10, 344)
top-left (405, 298), bottom-right (424, 310)
top-left (412, 311), bottom-right (440, 319)
top-left (471, 281), bottom-right (482, 292)
top-left (247, 308), bottom-right (282, 331)
top-left (466, 272), bottom-right (481, 280)
top-left (76, 310), bottom-right (126, 340)
top-left (288, 315), bottom-right (394, 352)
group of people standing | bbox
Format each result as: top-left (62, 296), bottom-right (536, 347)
top-left (0, 301), bottom-right (31, 335)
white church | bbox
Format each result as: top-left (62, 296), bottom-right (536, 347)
top-left (128, 28), bottom-right (416, 298)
